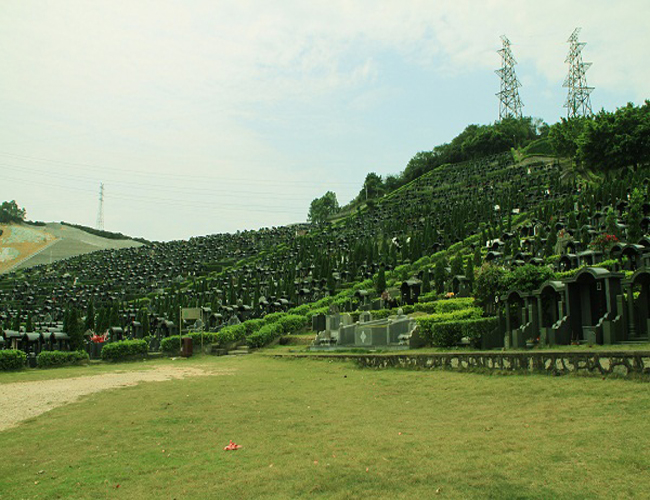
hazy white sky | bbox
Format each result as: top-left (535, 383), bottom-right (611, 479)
top-left (1, 1), bottom-right (648, 241)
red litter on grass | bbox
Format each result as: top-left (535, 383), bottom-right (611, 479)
top-left (224, 440), bottom-right (242, 451)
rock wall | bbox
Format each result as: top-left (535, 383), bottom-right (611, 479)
top-left (277, 351), bottom-right (650, 379)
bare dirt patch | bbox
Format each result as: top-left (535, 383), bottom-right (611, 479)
top-left (0, 365), bottom-right (231, 432)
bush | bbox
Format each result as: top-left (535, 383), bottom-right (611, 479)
top-left (243, 319), bottom-right (266, 335)
top-left (101, 339), bottom-right (148, 362)
top-left (430, 321), bottom-right (463, 347)
top-left (0, 349), bottom-right (26, 371)
top-left (37, 350), bottom-right (89, 368)
top-left (275, 314), bottom-right (308, 334)
top-left (433, 297), bottom-right (476, 314)
top-left (247, 323), bottom-right (283, 348)
top-left (214, 324), bottom-right (247, 346)
top-left (287, 304), bottom-right (310, 316)
top-left (461, 317), bottom-right (499, 347)
top-left (161, 335), bottom-right (182, 354)
top-left (416, 308), bottom-right (483, 346)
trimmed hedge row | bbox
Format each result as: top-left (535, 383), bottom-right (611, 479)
top-left (418, 316), bottom-right (498, 347)
top-left (416, 308), bottom-right (483, 346)
top-left (0, 349), bottom-right (26, 371)
top-left (101, 339), bottom-right (148, 362)
top-left (37, 350), bottom-right (89, 368)
top-left (247, 323), bottom-right (283, 348)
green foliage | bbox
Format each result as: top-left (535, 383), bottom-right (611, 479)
top-left (416, 308), bottom-right (483, 346)
top-left (548, 117), bottom-right (587, 160)
top-left (627, 188), bottom-right (644, 242)
top-left (0, 200), bottom-right (26, 224)
top-left (509, 264), bottom-right (555, 292)
top-left (432, 297), bottom-right (477, 313)
top-left (37, 350), bottom-right (89, 368)
top-left (275, 314), bottom-right (309, 334)
top-left (474, 264), bottom-right (510, 307)
top-left (247, 323), bottom-right (284, 348)
top-left (308, 191), bottom-right (339, 225)
top-left (0, 349), bottom-right (26, 371)
top-left (579, 101), bottom-right (650, 172)
top-left (101, 339), bottom-right (148, 362)
top-left (375, 266), bottom-right (387, 295)
top-left (213, 323), bottom-right (247, 346)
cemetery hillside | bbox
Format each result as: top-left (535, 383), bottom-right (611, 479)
top-left (2, 102), bottom-right (650, 498)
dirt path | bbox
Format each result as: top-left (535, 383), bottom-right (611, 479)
top-left (0, 365), bottom-right (229, 432)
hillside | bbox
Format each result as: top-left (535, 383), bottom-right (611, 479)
top-left (0, 222), bottom-right (144, 274)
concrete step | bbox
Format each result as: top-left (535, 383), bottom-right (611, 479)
top-left (228, 349), bottom-right (250, 355)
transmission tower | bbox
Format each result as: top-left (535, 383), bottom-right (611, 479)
top-left (495, 35), bottom-right (523, 120)
top-left (563, 28), bottom-right (594, 118)
top-left (96, 183), bottom-right (104, 231)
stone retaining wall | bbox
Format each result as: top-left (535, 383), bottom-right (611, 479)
top-left (276, 351), bottom-right (650, 379)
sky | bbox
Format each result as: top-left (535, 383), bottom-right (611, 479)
top-left (1, 1), bottom-right (649, 241)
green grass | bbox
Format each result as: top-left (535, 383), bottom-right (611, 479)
top-left (1, 354), bottom-right (649, 499)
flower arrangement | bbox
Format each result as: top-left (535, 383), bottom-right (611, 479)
top-left (589, 233), bottom-right (619, 253)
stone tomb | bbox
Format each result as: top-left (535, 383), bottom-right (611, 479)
top-left (311, 310), bottom-right (421, 350)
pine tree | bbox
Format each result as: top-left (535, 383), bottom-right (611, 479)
top-left (450, 254), bottom-right (464, 277)
top-left (421, 268), bottom-right (431, 294)
top-left (85, 300), bottom-right (95, 332)
top-left (375, 266), bottom-right (386, 295)
top-left (627, 188), bottom-right (644, 242)
top-left (434, 258), bottom-right (448, 294)
top-left (25, 314), bottom-right (34, 332)
top-left (465, 256), bottom-right (475, 290)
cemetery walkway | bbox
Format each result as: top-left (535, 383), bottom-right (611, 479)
top-left (0, 364), bottom-right (227, 432)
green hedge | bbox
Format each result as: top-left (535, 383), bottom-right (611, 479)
top-left (243, 319), bottom-right (266, 335)
top-left (101, 339), bottom-right (148, 362)
top-left (37, 350), bottom-right (89, 368)
top-left (275, 314), bottom-right (308, 334)
top-left (432, 297), bottom-right (476, 314)
top-left (161, 335), bottom-right (182, 354)
top-left (418, 316), bottom-right (498, 348)
top-left (214, 324), bottom-right (247, 346)
top-left (247, 323), bottom-right (284, 348)
top-left (0, 349), bottom-right (26, 371)
top-left (416, 308), bottom-right (483, 346)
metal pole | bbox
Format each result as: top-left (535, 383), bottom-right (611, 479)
top-left (179, 306), bottom-right (182, 354)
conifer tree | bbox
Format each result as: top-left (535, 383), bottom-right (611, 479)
top-left (627, 188), bottom-right (644, 242)
top-left (375, 266), bottom-right (387, 295)
top-left (421, 268), bottom-right (431, 294)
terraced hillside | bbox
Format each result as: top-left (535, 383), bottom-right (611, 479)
top-left (2, 143), bottom-right (650, 352)
top-left (0, 223), bottom-right (143, 274)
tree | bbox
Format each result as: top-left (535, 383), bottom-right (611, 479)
top-left (548, 117), bottom-right (587, 161)
top-left (0, 200), bottom-right (26, 223)
top-left (450, 254), bottom-right (464, 277)
top-left (627, 188), bottom-right (644, 242)
top-left (434, 258), bottom-right (448, 294)
top-left (375, 266), bottom-right (386, 295)
top-left (359, 172), bottom-right (384, 201)
top-left (421, 268), bottom-right (431, 294)
top-left (308, 191), bottom-right (339, 225)
top-left (85, 300), bottom-right (95, 332)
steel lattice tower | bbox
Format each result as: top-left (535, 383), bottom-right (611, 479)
top-left (495, 35), bottom-right (523, 120)
top-left (96, 183), bottom-right (104, 230)
top-left (563, 28), bottom-right (594, 118)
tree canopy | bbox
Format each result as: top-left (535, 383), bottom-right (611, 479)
top-left (0, 200), bottom-right (26, 224)
top-left (308, 191), bottom-right (339, 225)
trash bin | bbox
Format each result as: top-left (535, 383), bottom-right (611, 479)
top-left (181, 337), bottom-right (193, 357)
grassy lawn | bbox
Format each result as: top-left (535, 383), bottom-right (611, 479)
top-left (1, 354), bottom-right (649, 499)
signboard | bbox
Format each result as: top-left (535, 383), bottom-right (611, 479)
top-left (181, 307), bottom-right (201, 321)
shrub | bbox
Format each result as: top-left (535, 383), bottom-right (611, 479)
top-left (276, 314), bottom-right (308, 334)
top-left (0, 349), bottom-right (26, 371)
top-left (262, 312), bottom-right (285, 324)
top-left (416, 308), bottom-right (483, 345)
top-left (430, 321), bottom-right (463, 347)
top-left (243, 319), bottom-right (266, 335)
top-left (101, 339), bottom-right (148, 362)
top-left (287, 304), bottom-right (310, 317)
top-left (247, 323), bottom-right (284, 348)
top-left (161, 335), bottom-right (182, 354)
top-left (461, 317), bottom-right (499, 347)
top-left (214, 324), bottom-right (247, 346)
top-left (37, 350), bottom-right (89, 368)
top-left (433, 297), bottom-right (476, 314)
